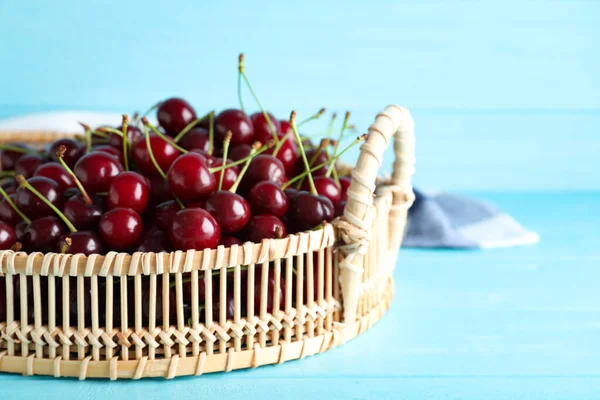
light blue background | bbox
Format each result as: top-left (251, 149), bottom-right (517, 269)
top-left (0, 1), bottom-right (599, 399)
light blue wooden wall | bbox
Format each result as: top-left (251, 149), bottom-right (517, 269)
top-left (0, 0), bottom-right (598, 190)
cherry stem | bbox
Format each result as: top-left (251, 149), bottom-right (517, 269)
top-left (0, 171), bottom-right (16, 178)
top-left (228, 142), bottom-right (261, 193)
top-left (121, 114), bottom-right (130, 171)
top-left (282, 135), bottom-right (366, 190)
top-left (272, 130), bottom-right (291, 156)
top-left (57, 145), bottom-right (92, 206)
top-left (80, 122), bottom-right (93, 153)
top-left (143, 119), bottom-right (188, 154)
top-left (142, 124), bottom-right (167, 180)
top-left (173, 111), bottom-right (213, 143)
top-left (219, 132), bottom-right (232, 191)
top-left (289, 111), bottom-right (317, 195)
top-left (175, 197), bottom-right (186, 209)
top-left (238, 53), bottom-right (245, 112)
top-left (15, 175), bottom-right (77, 233)
top-left (304, 112), bottom-right (337, 139)
top-left (0, 144), bottom-right (38, 155)
top-left (238, 53), bottom-right (279, 146)
top-left (295, 139), bottom-right (329, 189)
top-left (11, 242), bottom-right (22, 252)
top-left (297, 107), bottom-right (326, 128)
top-left (0, 186), bottom-right (31, 224)
top-left (61, 237), bottom-right (72, 254)
top-left (208, 111), bottom-right (215, 156)
top-left (326, 111), bottom-right (350, 177)
top-left (208, 141), bottom-right (274, 173)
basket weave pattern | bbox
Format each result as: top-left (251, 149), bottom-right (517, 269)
top-left (0, 105), bottom-right (415, 379)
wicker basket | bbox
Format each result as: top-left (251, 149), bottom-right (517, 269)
top-left (0, 105), bottom-right (415, 379)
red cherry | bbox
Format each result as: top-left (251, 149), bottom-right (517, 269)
top-left (248, 181), bottom-right (288, 217)
top-left (49, 139), bottom-right (84, 168)
top-left (63, 193), bottom-right (105, 230)
top-left (154, 200), bottom-right (181, 231)
top-left (132, 134), bottom-right (180, 176)
top-left (244, 215), bottom-right (287, 242)
top-left (284, 187), bottom-right (299, 201)
top-left (270, 136), bottom-right (298, 176)
top-left (108, 125), bottom-right (143, 150)
top-left (167, 152), bottom-right (216, 202)
top-left (0, 193), bottom-right (21, 226)
top-left (288, 191), bottom-right (334, 231)
top-left (0, 144), bottom-right (32, 170)
top-left (56, 231), bottom-right (104, 255)
top-left (178, 127), bottom-right (210, 152)
top-left (15, 176), bottom-right (63, 219)
top-left (136, 227), bottom-right (173, 252)
top-left (339, 176), bottom-right (352, 201)
top-left (219, 236), bottom-right (242, 247)
top-left (204, 190), bottom-right (251, 234)
top-left (34, 162), bottom-right (75, 191)
top-left (74, 152), bottom-right (123, 193)
top-left (228, 145), bottom-right (252, 162)
top-left (14, 154), bottom-right (45, 178)
top-left (211, 158), bottom-right (239, 191)
top-left (0, 221), bottom-right (16, 250)
top-left (21, 216), bottom-right (66, 252)
top-left (215, 109), bottom-right (254, 146)
top-left (250, 112), bottom-right (280, 144)
top-left (242, 154), bottom-right (286, 190)
top-left (157, 97), bottom-right (197, 136)
top-left (107, 171), bottom-right (150, 214)
top-left (99, 208), bottom-right (143, 250)
top-left (148, 175), bottom-right (174, 204)
top-left (302, 176), bottom-right (342, 206)
top-left (92, 144), bottom-right (124, 164)
top-left (279, 120), bottom-right (293, 136)
top-left (298, 148), bottom-right (329, 176)
top-left (335, 199), bottom-right (347, 217)
top-left (169, 208), bottom-right (220, 250)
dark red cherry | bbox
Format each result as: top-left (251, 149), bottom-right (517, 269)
top-left (0, 221), bottom-right (16, 250)
top-left (335, 199), bottom-right (347, 217)
top-left (0, 194), bottom-right (21, 226)
top-left (132, 134), bottom-right (180, 176)
top-left (62, 187), bottom-right (80, 202)
top-left (169, 208), bottom-right (220, 250)
top-left (204, 191), bottom-right (251, 234)
top-left (108, 125), bottom-right (143, 149)
top-left (49, 139), bottom-right (84, 168)
top-left (270, 136), bottom-right (298, 175)
top-left (0, 144), bottom-right (32, 170)
top-left (1, 179), bottom-right (17, 193)
top-left (136, 227), bottom-right (173, 252)
top-left (279, 120), bottom-right (293, 137)
top-left (219, 236), bottom-right (242, 247)
top-left (15, 176), bottom-right (63, 219)
top-left (284, 187), bottom-right (299, 202)
top-left (56, 231), bottom-right (104, 255)
top-left (302, 176), bottom-right (342, 206)
top-left (107, 171), bottom-right (150, 214)
top-left (15, 220), bottom-right (27, 240)
top-left (189, 148), bottom-right (217, 166)
top-left (63, 193), bottom-right (105, 230)
top-left (14, 154), bottom-right (45, 179)
top-left (228, 145), bottom-right (252, 162)
top-left (248, 181), bottom-right (288, 217)
top-left (167, 152), bottom-right (216, 202)
top-left (157, 97), bottom-right (197, 136)
top-left (21, 216), bottom-right (66, 252)
top-left (211, 158), bottom-right (239, 191)
top-left (178, 127), bottom-right (209, 151)
top-left (148, 175), bottom-right (174, 204)
top-left (99, 208), bottom-right (143, 250)
top-left (299, 148), bottom-right (329, 176)
top-left (288, 191), bottom-right (334, 231)
top-left (339, 176), bottom-right (352, 201)
top-left (34, 162), bottom-right (75, 191)
top-left (74, 152), bottom-right (123, 193)
top-left (242, 155), bottom-right (286, 190)
top-left (251, 112), bottom-right (280, 144)
top-left (92, 144), bottom-right (124, 164)
top-left (245, 215), bottom-right (287, 242)
top-left (154, 200), bottom-right (181, 231)
top-left (215, 109), bottom-right (254, 146)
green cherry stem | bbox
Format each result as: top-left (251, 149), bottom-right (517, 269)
top-left (297, 107), bottom-right (326, 128)
top-left (290, 111), bottom-right (317, 195)
top-left (173, 111), bottom-right (214, 143)
top-left (208, 141), bottom-right (274, 173)
top-left (296, 138), bottom-right (329, 189)
top-left (15, 175), bottom-right (77, 233)
top-left (238, 53), bottom-right (279, 146)
top-left (60, 237), bottom-right (72, 254)
top-left (0, 186), bottom-right (31, 224)
top-left (0, 171), bottom-right (16, 178)
top-left (326, 111), bottom-right (350, 177)
top-left (142, 124), bottom-right (167, 180)
top-left (142, 119), bottom-right (188, 154)
top-left (272, 130), bottom-right (292, 156)
top-left (57, 145), bottom-right (92, 206)
top-left (228, 142), bottom-right (260, 194)
top-left (0, 144), bottom-right (38, 155)
top-left (282, 134), bottom-right (366, 190)
top-left (79, 122), bottom-right (93, 153)
top-left (121, 114), bottom-right (130, 171)
top-left (219, 132), bottom-right (232, 191)
top-left (237, 53), bottom-right (245, 113)
top-left (208, 111), bottom-right (215, 156)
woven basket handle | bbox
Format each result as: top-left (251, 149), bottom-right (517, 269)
top-left (338, 105), bottom-right (415, 323)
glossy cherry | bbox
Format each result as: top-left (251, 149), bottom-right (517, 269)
top-left (244, 215), bottom-right (287, 242)
top-left (0, 221), bottom-right (16, 250)
top-left (98, 207), bottom-right (143, 250)
top-left (178, 127), bottom-right (210, 152)
top-left (132, 134), bottom-right (180, 176)
top-left (0, 144), bottom-right (32, 170)
top-left (14, 154), bottom-right (45, 178)
top-left (299, 148), bottom-right (329, 176)
top-left (49, 139), bottom-right (84, 168)
top-left (154, 200), bottom-right (181, 231)
top-left (248, 181), bottom-right (288, 217)
top-left (34, 162), bottom-right (75, 191)
top-left (157, 97), bottom-right (197, 136)
top-left (56, 231), bottom-right (104, 255)
top-left (21, 216), bottom-right (66, 252)
top-left (215, 109), bottom-right (254, 146)
top-left (167, 152), bottom-right (216, 202)
top-left (0, 194), bottom-right (21, 226)
top-left (241, 155), bottom-right (286, 190)
top-left (169, 208), bottom-right (220, 250)
top-left (74, 152), bottom-right (123, 193)
top-left (339, 176), bottom-right (352, 201)
top-left (107, 171), bottom-right (150, 214)
top-left (302, 175), bottom-right (342, 206)
top-left (219, 236), bottom-right (242, 247)
top-left (279, 120), bottom-right (293, 137)
top-left (271, 136), bottom-right (298, 176)
top-left (250, 112), bottom-right (279, 144)
top-left (92, 145), bottom-right (124, 164)
top-left (15, 176), bottom-right (63, 219)
top-left (108, 125), bottom-right (143, 150)
top-left (63, 193), bottom-right (105, 230)
top-left (211, 158), bottom-right (239, 191)
top-left (288, 191), bottom-right (334, 231)
top-left (204, 191), bottom-right (251, 234)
